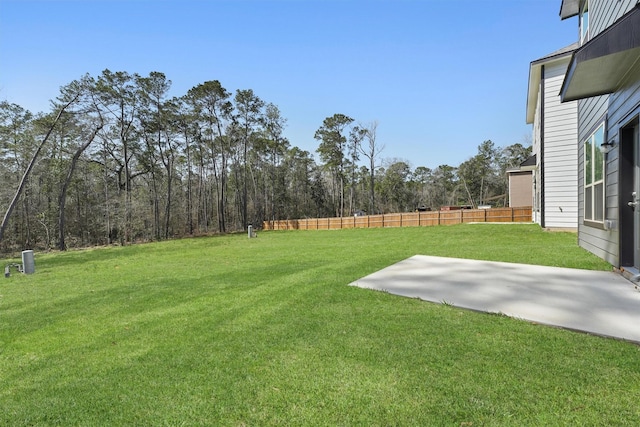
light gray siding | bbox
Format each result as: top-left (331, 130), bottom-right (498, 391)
top-left (532, 83), bottom-right (543, 224)
top-left (543, 61), bottom-right (578, 228)
top-left (590, 0), bottom-right (637, 35)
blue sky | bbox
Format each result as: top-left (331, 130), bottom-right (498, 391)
top-left (0, 0), bottom-right (578, 170)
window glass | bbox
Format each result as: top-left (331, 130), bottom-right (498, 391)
top-left (594, 146), bottom-right (604, 182)
top-left (583, 122), bottom-right (605, 224)
top-left (580, 1), bottom-right (589, 43)
top-left (585, 138), bottom-right (592, 184)
top-left (594, 183), bottom-right (604, 221)
top-left (594, 123), bottom-right (603, 144)
top-left (585, 187), bottom-right (593, 221)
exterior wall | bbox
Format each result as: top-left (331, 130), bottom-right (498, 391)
top-left (508, 171), bottom-right (533, 207)
top-left (575, 0), bottom-right (638, 266)
top-left (532, 88), bottom-right (542, 224)
top-left (576, 95), bottom-right (612, 262)
top-left (542, 61), bottom-right (578, 228)
top-left (590, 0), bottom-right (637, 35)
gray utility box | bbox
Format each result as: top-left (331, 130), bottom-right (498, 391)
top-left (22, 250), bottom-right (35, 274)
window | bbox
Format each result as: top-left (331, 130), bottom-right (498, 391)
top-left (584, 123), bottom-right (605, 223)
top-left (580, 1), bottom-right (589, 44)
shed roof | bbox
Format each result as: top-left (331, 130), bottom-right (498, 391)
top-left (560, 5), bottom-right (640, 102)
top-left (560, 0), bottom-right (580, 20)
top-left (520, 154), bottom-right (536, 168)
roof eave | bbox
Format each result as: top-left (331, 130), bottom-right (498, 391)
top-left (526, 46), bottom-right (576, 124)
top-left (526, 64), bottom-right (541, 124)
top-left (560, 0), bottom-right (580, 20)
top-left (560, 5), bottom-right (640, 102)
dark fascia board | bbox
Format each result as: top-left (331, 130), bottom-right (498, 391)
top-left (504, 156), bottom-right (537, 173)
top-left (560, 4), bottom-right (640, 102)
top-left (560, 0), bottom-right (580, 20)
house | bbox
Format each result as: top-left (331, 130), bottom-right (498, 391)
top-left (506, 162), bottom-right (533, 208)
top-left (558, 0), bottom-right (640, 276)
top-left (526, 43), bottom-right (579, 229)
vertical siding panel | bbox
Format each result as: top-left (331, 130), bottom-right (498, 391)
top-left (533, 88), bottom-right (542, 224)
top-left (543, 61), bottom-right (578, 228)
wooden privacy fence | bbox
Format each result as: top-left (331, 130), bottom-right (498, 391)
top-left (262, 207), bottom-right (532, 231)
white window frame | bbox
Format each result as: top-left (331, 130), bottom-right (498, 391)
top-left (580, 0), bottom-right (589, 44)
top-left (584, 122), bottom-right (605, 224)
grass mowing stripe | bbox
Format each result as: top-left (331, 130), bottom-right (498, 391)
top-left (1, 224), bottom-right (637, 425)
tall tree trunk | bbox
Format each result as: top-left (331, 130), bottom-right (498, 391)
top-left (161, 139), bottom-right (174, 239)
top-left (103, 150), bottom-right (112, 244)
top-left (218, 151), bottom-right (227, 233)
top-left (340, 174), bottom-right (345, 217)
top-left (164, 171), bottom-right (172, 239)
top-left (151, 171), bottom-right (161, 239)
top-left (242, 138), bottom-right (248, 229)
top-left (197, 154), bottom-right (206, 231)
top-left (0, 96), bottom-right (78, 243)
top-left (123, 139), bottom-right (132, 244)
top-left (58, 120), bottom-right (103, 250)
top-left (369, 165), bottom-right (375, 214)
top-left (185, 131), bottom-right (194, 235)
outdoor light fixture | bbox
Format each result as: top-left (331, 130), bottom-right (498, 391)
top-left (600, 141), bottom-right (615, 154)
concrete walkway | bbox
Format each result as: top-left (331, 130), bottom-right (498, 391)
top-left (348, 255), bottom-right (640, 343)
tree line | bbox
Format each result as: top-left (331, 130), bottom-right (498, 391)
top-left (0, 70), bottom-right (531, 252)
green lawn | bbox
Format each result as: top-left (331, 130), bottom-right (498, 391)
top-left (1, 224), bottom-right (638, 426)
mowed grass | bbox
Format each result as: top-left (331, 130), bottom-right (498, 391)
top-left (1, 224), bottom-right (638, 426)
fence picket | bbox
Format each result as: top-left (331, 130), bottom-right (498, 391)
top-left (262, 207), bottom-right (532, 231)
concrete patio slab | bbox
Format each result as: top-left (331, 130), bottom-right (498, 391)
top-left (349, 255), bottom-right (640, 343)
